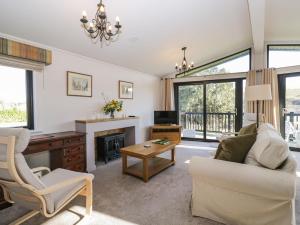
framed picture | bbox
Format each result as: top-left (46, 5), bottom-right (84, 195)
top-left (67, 71), bottom-right (92, 97)
top-left (119, 80), bottom-right (133, 99)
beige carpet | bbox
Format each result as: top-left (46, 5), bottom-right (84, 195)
top-left (1, 141), bottom-right (299, 225)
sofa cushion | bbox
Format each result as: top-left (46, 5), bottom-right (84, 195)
top-left (251, 128), bottom-right (289, 169)
top-left (214, 144), bottom-right (223, 159)
top-left (238, 123), bottom-right (257, 136)
top-left (215, 134), bottom-right (257, 163)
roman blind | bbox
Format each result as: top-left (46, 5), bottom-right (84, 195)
top-left (0, 37), bottom-right (52, 66)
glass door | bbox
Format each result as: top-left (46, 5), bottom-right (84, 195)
top-left (279, 74), bottom-right (300, 151)
top-left (206, 81), bottom-right (237, 140)
top-left (175, 79), bottom-right (243, 141)
top-left (177, 84), bottom-right (204, 139)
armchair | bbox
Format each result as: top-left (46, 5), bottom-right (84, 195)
top-left (0, 128), bottom-right (94, 225)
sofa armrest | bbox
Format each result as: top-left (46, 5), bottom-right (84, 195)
top-left (189, 156), bottom-right (296, 200)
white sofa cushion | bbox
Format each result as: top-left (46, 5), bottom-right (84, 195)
top-left (251, 128), bottom-right (289, 169)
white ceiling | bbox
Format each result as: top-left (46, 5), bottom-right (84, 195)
top-left (265, 0), bottom-right (300, 42)
top-left (0, 0), bottom-right (299, 76)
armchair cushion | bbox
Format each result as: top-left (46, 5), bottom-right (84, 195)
top-left (215, 134), bottom-right (256, 163)
top-left (41, 168), bottom-right (94, 213)
top-left (238, 123), bottom-right (257, 136)
top-left (252, 128), bottom-right (289, 169)
top-left (0, 128), bottom-right (30, 153)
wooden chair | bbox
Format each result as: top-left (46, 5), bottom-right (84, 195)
top-left (0, 128), bottom-right (94, 225)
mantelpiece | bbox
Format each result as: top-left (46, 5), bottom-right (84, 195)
top-left (75, 116), bottom-right (139, 124)
top-left (75, 117), bottom-right (140, 172)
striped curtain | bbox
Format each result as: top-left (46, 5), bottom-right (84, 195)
top-left (161, 78), bottom-right (174, 110)
top-left (246, 68), bottom-right (280, 130)
top-left (0, 37), bottom-right (52, 65)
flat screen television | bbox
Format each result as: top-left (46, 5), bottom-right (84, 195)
top-left (154, 111), bottom-right (178, 125)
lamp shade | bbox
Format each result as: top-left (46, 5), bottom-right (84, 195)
top-left (245, 84), bottom-right (272, 101)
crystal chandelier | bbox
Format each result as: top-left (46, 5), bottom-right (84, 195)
top-left (175, 47), bottom-right (194, 74)
top-left (80, 0), bottom-right (122, 42)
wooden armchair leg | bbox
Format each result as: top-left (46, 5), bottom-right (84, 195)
top-left (85, 180), bottom-right (93, 216)
top-left (9, 210), bottom-right (39, 225)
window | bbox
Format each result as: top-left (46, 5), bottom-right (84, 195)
top-left (0, 65), bottom-right (34, 129)
top-left (268, 45), bottom-right (300, 68)
top-left (176, 49), bottom-right (251, 77)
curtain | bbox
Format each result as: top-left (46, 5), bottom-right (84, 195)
top-left (161, 78), bottom-right (174, 110)
top-left (246, 68), bottom-right (280, 130)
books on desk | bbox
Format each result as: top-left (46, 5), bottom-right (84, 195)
top-left (152, 139), bottom-right (170, 145)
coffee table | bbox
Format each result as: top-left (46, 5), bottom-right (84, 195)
top-left (120, 140), bottom-right (176, 182)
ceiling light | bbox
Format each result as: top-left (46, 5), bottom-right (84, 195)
top-left (80, 0), bottom-right (122, 43)
top-left (175, 47), bottom-right (194, 75)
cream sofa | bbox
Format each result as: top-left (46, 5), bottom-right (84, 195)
top-left (189, 124), bottom-right (297, 225)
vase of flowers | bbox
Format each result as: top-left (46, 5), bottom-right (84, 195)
top-left (103, 99), bottom-right (123, 118)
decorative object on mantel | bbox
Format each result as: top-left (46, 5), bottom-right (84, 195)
top-left (80, 0), bottom-right (122, 43)
top-left (67, 71), bottom-right (92, 97)
top-left (0, 37), bottom-right (52, 65)
top-left (119, 80), bottom-right (133, 99)
top-left (103, 99), bottom-right (123, 118)
top-left (175, 47), bottom-right (194, 76)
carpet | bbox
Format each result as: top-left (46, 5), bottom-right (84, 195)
top-left (0, 141), bottom-right (299, 225)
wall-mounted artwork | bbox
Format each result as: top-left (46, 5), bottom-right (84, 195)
top-left (119, 80), bottom-right (133, 99)
top-left (67, 71), bottom-right (92, 97)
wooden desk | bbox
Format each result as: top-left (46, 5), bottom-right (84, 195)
top-left (0, 131), bottom-right (86, 210)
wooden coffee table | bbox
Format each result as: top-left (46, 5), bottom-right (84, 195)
top-left (120, 141), bottom-right (176, 182)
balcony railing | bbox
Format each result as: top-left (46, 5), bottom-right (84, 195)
top-left (180, 112), bottom-right (236, 134)
top-left (285, 112), bottom-right (300, 131)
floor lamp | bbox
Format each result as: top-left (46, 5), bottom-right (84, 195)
top-left (245, 84), bottom-right (272, 127)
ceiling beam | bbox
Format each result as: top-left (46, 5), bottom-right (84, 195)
top-left (247, 0), bottom-right (266, 54)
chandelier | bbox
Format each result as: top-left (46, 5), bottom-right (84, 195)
top-left (175, 47), bottom-right (194, 74)
top-left (80, 0), bottom-right (122, 42)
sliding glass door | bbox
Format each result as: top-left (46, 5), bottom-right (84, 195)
top-left (206, 81), bottom-right (237, 140)
top-left (178, 84), bottom-right (204, 139)
top-left (279, 73), bottom-right (300, 151)
top-left (174, 79), bottom-right (243, 141)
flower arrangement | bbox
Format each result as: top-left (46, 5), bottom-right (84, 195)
top-left (103, 99), bottom-right (123, 118)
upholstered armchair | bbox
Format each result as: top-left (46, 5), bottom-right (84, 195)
top-left (0, 128), bottom-right (94, 224)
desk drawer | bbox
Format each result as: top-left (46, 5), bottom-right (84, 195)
top-left (64, 153), bottom-right (85, 166)
top-left (64, 136), bottom-right (85, 147)
top-left (27, 140), bottom-right (64, 153)
top-left (66, 163), bottom-right (85, 172)
top-left (63, 145), bottom-right (84, 157)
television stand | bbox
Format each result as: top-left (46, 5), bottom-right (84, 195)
top-left (150, 125), bottom-right (181, 144)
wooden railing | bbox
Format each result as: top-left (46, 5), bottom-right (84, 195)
top-left (180, 112), bottom-right (236, 134)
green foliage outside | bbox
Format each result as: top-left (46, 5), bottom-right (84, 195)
top-left (179, 67), bottom-right (235, 113)
top-left (0, 108), bottom-right (27, 123)
top-left (178, 67), bottom-right (236, 133)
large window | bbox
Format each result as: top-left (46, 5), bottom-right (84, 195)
top-left (174, 79), bottom-right (243, 141)
top-left (176, 49), bottom-right (251, 77)
top-left (268, 45), bottom-right (300, 68)
top-left (0, 65), bottom-right (34, 129)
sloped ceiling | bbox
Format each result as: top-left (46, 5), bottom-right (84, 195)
top-left (0, 0), bottom-right (252, 76)
top-left (0, 0), bottom-right (298, 76)
top-left (265, 0), bottom-right (300, 42)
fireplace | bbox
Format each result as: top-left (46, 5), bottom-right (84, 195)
top-left (75, 117), bottom-right (140, 171)
top-left (96, 133), bottom-right (125, 163)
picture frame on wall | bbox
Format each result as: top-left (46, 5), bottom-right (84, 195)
top-left (119, 80), bottom-right (133, 99)
top-left (67, 71), bottom-right (92, 97)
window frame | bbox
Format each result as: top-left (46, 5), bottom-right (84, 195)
top-left (26, 70), bottom-right (34, 130)
top-left (176, 48), bottom-right (252, 78)
top-left (267, 44), bottom-right (300, 68)
top-left (0, 68), bottom-right (34, 129)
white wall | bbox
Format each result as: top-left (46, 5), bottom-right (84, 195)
top-left (34, 48), bottom-right (161, 142)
